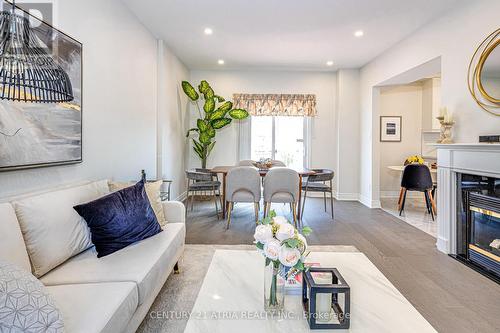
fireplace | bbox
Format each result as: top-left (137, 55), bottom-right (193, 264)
top-left (455, 173), bottom-right (500, 283)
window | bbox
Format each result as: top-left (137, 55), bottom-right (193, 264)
top-left (250, 116), bottom-right (308, 169)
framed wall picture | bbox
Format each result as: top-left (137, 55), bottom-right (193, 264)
top-left (0, 3), bottom-right (82, 171)
top-left (380, 116), bottom-right (401, 142)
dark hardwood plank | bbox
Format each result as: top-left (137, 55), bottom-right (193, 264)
top-left (185, 198), bottom-right (500, 333)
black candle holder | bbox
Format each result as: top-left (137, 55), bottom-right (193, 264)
top-left (302, 267), bottom-right (350, 329)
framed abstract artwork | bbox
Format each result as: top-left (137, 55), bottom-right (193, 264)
top-left (0, 2), bottom-right (82, 171)
top-left (380, 116), bottom-right (401, 142)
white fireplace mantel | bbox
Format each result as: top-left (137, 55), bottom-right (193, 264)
top-left (434, 143), bottom-right (500, 254)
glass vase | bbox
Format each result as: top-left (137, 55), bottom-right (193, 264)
top-left (264, 260), bottom-right (285, 313)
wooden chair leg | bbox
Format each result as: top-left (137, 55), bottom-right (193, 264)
top-left (263, 201), bottom-right (268, 218)
top-left (301, 189), bottom-right (308, 216)
top-left (399, 189), bottom-right (407, 216)
top-left (424, 191), bottom-right (431, 214)
top-left (397, 187), bottom-right (405, 210)
top-left (424, 191), bottom-right (435, 221)
top-left (428, 189), bottom-right (437, 216)
top-left (292, 202), bottom-right (298, 228)
top-left (254, 202), bottom-right (260, 225)
top-left (213, 189), bottom-right (219, 217)
top-left (226, 202), bottom-right (233, 229)
top-left (330, 190), bottom-right (334, 219)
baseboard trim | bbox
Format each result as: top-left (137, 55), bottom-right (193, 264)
top-left (303, 191), bottom-right (361, 202)
top-left (359, 194), bottom-right (381, 208)
top-left (336, 192), bottom-right (359, 201)
top-left (436, 236), bottom-right (449, 254)
top-left (380, 190), bottom-right (425, 199)
top-left (304, 192), bottom-right (335, 198)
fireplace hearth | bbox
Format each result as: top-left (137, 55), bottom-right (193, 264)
top-left (454, 173), bottom-right (500, 283)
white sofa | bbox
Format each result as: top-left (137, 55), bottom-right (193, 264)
top-left (0, 181), bottom-right (186, 333)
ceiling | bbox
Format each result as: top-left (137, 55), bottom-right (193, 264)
top-left (122, 0), bottom-right (463, 71)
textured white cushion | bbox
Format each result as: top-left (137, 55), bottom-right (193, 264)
top-left (0, 203), bottom-right (31, 272)
top-left (41, 223), bottom-right (185, 305)
top-left (161, 201), bottom-right (186, 224)
top-left (47, 282), bottom-right (138, 333)
top-left (0, 261), bottom-right (64, 332)
top-left (12, 180), bottom-right (110, 277)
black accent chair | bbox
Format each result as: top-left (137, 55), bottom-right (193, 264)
top-left (301, 169), bottom-right (335, 219)
top-left (185, 169), bottom-right (222, 216)
top-left (399, 164), bottom-right (436, 221)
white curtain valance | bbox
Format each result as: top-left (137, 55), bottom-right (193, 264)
top-left (233, 94), bottom-right (317, 117)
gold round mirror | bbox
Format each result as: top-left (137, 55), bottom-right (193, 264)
top-left (468, 28), bottom-right (500, 116)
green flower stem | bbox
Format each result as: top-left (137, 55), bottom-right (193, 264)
top-left (269, 272), bottom-right (277, 306)
top-left (269, 261), bottom-right (280, 307)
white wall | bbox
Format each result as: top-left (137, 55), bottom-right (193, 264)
top-left (0, 1), bottom-right (192, 202)
top-left (421, 78), bottom-right (441, 131)
top-left (188, 70), bottom-right (337, 184)
top-left (336, 69), bottom-right (360, 200)
top-left (0, 0), bottom-right (158, 199)
top-left (379, 85), bottom-right (423, 195)
top-left (359, 0), bottom-right (500, 207)
top-left (157, 41), bottom-right (190, 200)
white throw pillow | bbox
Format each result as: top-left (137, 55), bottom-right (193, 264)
top-left (0, 203), bottom-right (31, 272)
top-left (12, 180), bottom-right (109, 277)
top-left (0, 260), bottom-right (64, 332)
top-left (109, 180), bottom-right (167, 226)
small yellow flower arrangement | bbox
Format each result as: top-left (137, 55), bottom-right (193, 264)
top-left (404, 155), bottom-right (424, 166)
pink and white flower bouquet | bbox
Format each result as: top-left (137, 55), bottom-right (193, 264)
top-left (254, 210), bottom-right (312, 311)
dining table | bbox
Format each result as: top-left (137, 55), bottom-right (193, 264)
top-left (387, 165), bottom-right (438, 174)
top-left (209, 166), bottom-right (316, 220)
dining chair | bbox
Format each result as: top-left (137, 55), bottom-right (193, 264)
top-left (185, 169), bottom-right (221, 216)
top-left (301, 169), bottom-right (335, 219)
top-left (399, 164), bottom-right (436, 221)
top-left (271, 160), bottom-right (286, 167)
top-left (263, 168), bottom-right (299, 227)
top-left (225, 167), bottom-right (262, 229)
top-left (237, 160), bottom-right (256, 166)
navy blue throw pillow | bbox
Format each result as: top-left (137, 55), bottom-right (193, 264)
top-left (74, 180), bottom-right (162, 257)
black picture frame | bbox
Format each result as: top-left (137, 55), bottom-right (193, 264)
top-left (0, 1), bottom-right (83, 172)
top-left (380, 116), bottom-right (402, 142)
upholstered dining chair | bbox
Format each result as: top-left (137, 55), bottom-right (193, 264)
top-left (271, 160), bottom-right (286, 167)
top-left (301, 169), bottom-right (335, 219)
top-left (399, 164), bottom-right (436, 221)
top-left (185, 169), bottom-right (221, 216)
top-left (225, 167), bottom-right (262, 229)
top-left (263, 168), bottom-right (299, 227)
top-left (237, 160), bottom-right (256, 166)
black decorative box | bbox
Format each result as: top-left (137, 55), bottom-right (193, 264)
top-left (302, 268), bottom-right (350, 329)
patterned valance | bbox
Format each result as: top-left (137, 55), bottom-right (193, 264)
top-left (233, 94), bottom-right (317, 117)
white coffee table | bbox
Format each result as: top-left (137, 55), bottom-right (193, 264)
top-left (184, 250), bottom-right (436, 332)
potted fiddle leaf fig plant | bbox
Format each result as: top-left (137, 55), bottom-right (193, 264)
top-left (182, 80), bottom-right (249, 168)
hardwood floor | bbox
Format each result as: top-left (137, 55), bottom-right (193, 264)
top-left (185, 197), bottom-right (500, 333)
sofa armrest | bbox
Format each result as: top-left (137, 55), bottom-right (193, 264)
top-left (162, 201), bottom-right (185, 224)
